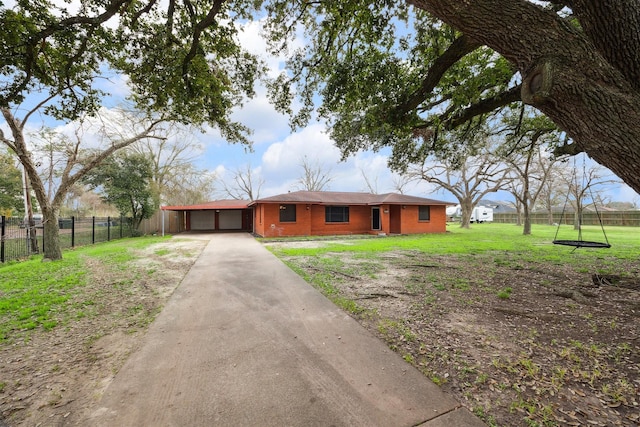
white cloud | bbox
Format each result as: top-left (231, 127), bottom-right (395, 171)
top-left (261, 123), bottom-right (340, 174)
top-left (236, 18), bottom-right (305, 79)
top-left (232, 85), bottom-right (291, 145)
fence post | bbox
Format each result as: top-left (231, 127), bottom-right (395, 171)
top-left (92, 216), bottom-right (96, 244)
top-left (107, 216), bottom-right (111, 241)
top-left (71, 216), bottom-right (75, 247)
top-left (1, 216), bottom-right (5, 263)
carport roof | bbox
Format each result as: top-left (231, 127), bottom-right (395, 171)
top-left (162, 200), bottom-right (251, 211)
top-left (250, 191), bottom-right (452, 206)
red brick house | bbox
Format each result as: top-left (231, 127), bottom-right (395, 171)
top-left (250, 191), bottom-right (450, 238)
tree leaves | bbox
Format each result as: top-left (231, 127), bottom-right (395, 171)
top-left (262, 1), bottom-right (522, 171)
top-left (1, 1), bottom-right (265, 142)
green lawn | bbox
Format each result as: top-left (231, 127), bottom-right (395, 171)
top-left (0, 236), bottom-right (170, 342)
top-left (268, 223), bottom-right (637, 263)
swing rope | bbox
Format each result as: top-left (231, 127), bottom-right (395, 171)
top-left (552, 155), bottom-right (611, 249)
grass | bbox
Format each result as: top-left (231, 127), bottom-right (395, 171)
top-left (0, 235), bottom-right (170, 342)
top-left (269, 224), bottom-right (638, 273)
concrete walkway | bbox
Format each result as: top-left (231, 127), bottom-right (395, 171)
top-left (87, 233), bottom-right (484, 426)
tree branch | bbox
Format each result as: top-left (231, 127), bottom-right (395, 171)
top-left (419, 84), bottom-right (521, 131)
top-left (392, 34), bottom-right (482, 118)
top-left (182, 0), bottom-right (225, 88)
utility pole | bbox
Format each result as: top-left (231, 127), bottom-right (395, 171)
top-left (22, 165), bottom-right (39, 253)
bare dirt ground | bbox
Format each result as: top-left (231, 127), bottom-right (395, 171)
top-left (271, 243), bottom-right (640, 427)
top-left (0, 237), bottom-right (207, 427)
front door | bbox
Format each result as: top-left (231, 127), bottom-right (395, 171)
top-left (371, 207), bottom-right (381, 231)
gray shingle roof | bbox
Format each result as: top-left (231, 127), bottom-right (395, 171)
top-left (251, 191), bottom-right (451, 206)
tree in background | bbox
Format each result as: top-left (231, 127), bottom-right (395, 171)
top-left (410, 129), bottom-right (511, 228)
top-left (130, 127), bottom-right (216, 206)
top-left (499, 110), bottom-right (560, 235)
top-left (59, 184), bottom-right (119, 218)
top-left (295, 156), bottom-right (333, 192)
top-left (0, 148), bottom-right (23, 216)
top-left (262, 1), bottom-right (640, 194)
top-left (537, 164), bottom-right (572, 226)
top-left (222, 164), bottom-right (264, 201)
top-left (360, 169), bottom-right (380, 195)
top-left (84, 152), bottom-right (157, 231)
top-left (391, 174), bottom-right (413, 195)
top-left (558, 160), bottom-right (619, 231)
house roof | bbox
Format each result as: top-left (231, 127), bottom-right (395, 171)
top-left (250, 191), bottom-right (452, 206)
top-left (161, 192), bottom-right (452, 211)
top-left (162, 199), bottom-right (251, 211)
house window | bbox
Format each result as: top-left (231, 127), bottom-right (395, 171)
top-left (418, 206), bottom-right (430, 221)
top-left (279, 204), bottom-right (296, 222)
top-left (325, 206), bottom-right (349, 223)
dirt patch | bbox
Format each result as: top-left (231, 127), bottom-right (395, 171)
top-left (0, 237), bottom-right (207, 426)
top-left (279, 249), bottom-right (640, 426)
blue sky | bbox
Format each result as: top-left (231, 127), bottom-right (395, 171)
top-left (2, 2), bottom-right (637, 205)
top-left (171, 18), bottom-right (443, 200)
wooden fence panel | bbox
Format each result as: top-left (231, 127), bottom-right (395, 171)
top-left (493, 211), bottom-right (640, 227)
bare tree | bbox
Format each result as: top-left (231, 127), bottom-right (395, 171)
top-left (222, 164), bottom-right (264, 201)
top-left (412, 149), bottom-right (511, 229)
top-left (0, 106), bottom-right (166, 260)
top-left (360, 168), bottom-right (380, 194)
top-left (391, 174), bottom-right (414, 195)
top-left (130, 127), bottom-right (215, 206)
top-left (295, 156), bottom-right (333, 191)
top-left (500, 117), bottom-right (560, 235)
top-left (506, 147), bottom-right (557, 234)
top-left (536, 164), bottom-right (570, 226)
top-left (559, 159), bottom-right (620, 230)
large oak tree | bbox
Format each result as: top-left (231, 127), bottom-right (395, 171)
top-left (263, 1), bottom-right (640, 194)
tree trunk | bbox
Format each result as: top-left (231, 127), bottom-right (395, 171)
top-left (547, 204), bottom-right (554, 225)
top-left (42, 208), bottom-right (62, 260)
top-left (522, 203), bottom-right (531, 235)
top-left (459, 199), bottom-right (473, 229)
top-left (408, 0), bottom-right (640, 194)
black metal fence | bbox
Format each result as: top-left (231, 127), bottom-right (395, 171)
top-left (0, 216), bottom-right (134, 263)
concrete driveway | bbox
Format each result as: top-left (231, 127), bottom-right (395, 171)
top-left (86, 233), bottom-right (484, 426)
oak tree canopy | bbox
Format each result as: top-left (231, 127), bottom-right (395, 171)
top-left (263, 0), bottom-right (640, 194)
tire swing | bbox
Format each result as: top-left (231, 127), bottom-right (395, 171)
top-left (553, 156), bottom-right (611, 250)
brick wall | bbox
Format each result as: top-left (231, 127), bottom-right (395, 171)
top-left (253, 203), bottom-right (448, 237)
top-left (397, 205), bottom-right (447, 234)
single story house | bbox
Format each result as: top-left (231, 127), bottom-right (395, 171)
top-left (250, 191), bottom-right (451, 238)
top-left (161, 199), bottom-right (252, 232)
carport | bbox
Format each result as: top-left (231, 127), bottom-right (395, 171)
top-left (161, 200), bottom-right (253, 233)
